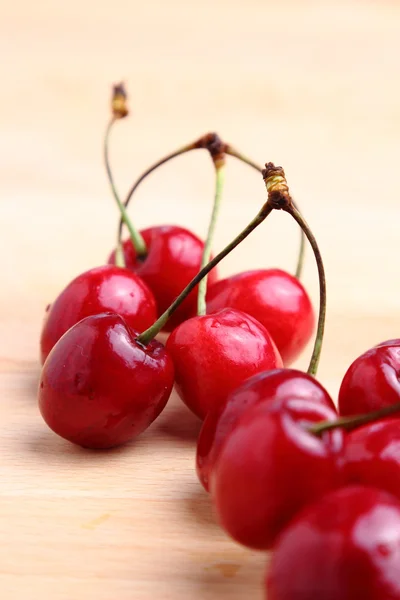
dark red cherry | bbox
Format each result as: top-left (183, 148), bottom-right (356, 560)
top-left (108, 225), bottom-right (218, 331)
top-left (40, 265), bottom-right (157, 364)
top-left (206, 269), bottom-right (314, 365)
top-left (266, 485), bottom-right (400, 600)
top-left (338, 339), bottom-right (400, 416)
top-left (165, 308), bottom-right (283, 419)
top-left (211, 398), bottom-right (343, 550)
top-left (196, 368), bottom-right (336, 492)
top-left (39, 312), bottom-right (174, 449)
top-left (343, 418), bottom-right (400, 500)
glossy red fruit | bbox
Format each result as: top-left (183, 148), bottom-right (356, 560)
top-left (196, 368), bottom-right (336, 492)
top-left (343, 418), bottom-right (400, 500)
top-left (211, 399), bottom-right (343, 550)
top-left (266, 486), bottom-right (400, 600)
top-left (166, 308), bottom-right (283, 419)
top-left (40, 265), bottom-right (157, 364)
top-left (338, 339), bottom-right (400, 416)
top-left (108, 225), bottom-right (218, 331)
top-left (39, 312), bottom-right (174, 449)
top-left (206, 269), bottom-right (314, 365)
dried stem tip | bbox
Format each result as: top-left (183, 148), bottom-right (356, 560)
top-left (194, 132), bottom-right (226, 168)
top-left (111, 82), bottom-right (128, 119)
top-left (262, 162), bottom-right (292, 210)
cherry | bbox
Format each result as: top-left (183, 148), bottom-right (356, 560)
top-left (196, 368), bottom-right (336, 491)
top-left (343, 418), bottom-right (400, 500)
top-left (266, 486), bottom-right (400, 599)
top-left (166, 307), bottom-right (283, 419)
top-left (211, 398), bottom-right (343, 550)
top-left (40, 265), bottom-right (157, 364)
top-left (39, 312), bottom-right (174, 449)
top-left (206, 268), bottom-right (314, 365)
top-left (108, 225), bottom-right (218, 331)
top-left (338, 339), bottom-right (400, 416)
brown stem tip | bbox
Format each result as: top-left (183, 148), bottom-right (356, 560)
top-left (193, 132), bottom-right (226, 168)
top-left (262, 162), bottom-right (292, 210)
top-left (112, 82), bottom-right (128, 119)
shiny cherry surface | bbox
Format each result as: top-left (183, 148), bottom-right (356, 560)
top-left (39, 312), bottom-right (174, 449)
top-left (166, 308), bottom-right (283, 419)
top-left (206, 269), bottom-right (314, 365)
top-left (339, 339), bottom-right (400, 416)
top-left (266, 486), bottom-right (400, 600)
top-left (40, 265), bottom-right (157, 364)
top-left (196, 368), bottom-right (336, 491)
top-left (211, 398), bottom-right (343, 550)
top-left (108, 225), bottom-right (218, 331)
top-left (343, 419), bottom-right (400, 500)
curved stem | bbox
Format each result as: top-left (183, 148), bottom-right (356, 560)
top-left (226, 145), bottom-right (305, 279)
top-left (310, 401), bottom-right (400, 437)
top-left (197, 161), bottom-right (225, 315)
top-left (137, 203), bottom-right (273, 346)
top-left (103, 117), bottom-right (147, 258)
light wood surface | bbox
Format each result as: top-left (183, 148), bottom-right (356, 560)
top-left (1, 1), bottom-right (400, 598)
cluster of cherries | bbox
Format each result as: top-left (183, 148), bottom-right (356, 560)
top-left (37, 85), bottom-right (400, 598)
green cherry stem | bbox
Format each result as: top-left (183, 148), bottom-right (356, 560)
top-left (136, 202), bottom-right (274, 346)
top-left (226, 144), bottom-right (306, 279)
top-left (262, 163), bottom-right (326, 377)
top-left (197, 156), bottom-right (226, 316)
top-left (310, 401), bottom-right (400, 437)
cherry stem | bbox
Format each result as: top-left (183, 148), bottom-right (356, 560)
top-left (310, 401), bottom-right (400, 437)
top-left (136, 202), bottom-right (274, 346)
top-left (262, 163), bottom-right (326, 377)
top-left (103, 116), bottom-right (147, 259)
top-left (226, 145), bottom-right (306, 279)
top-left (197, 157), bottom-right (226, 316)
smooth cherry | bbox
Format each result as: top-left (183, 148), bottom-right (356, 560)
top-left (108, 225), bottom-right (218, 331)
top-left (266, 486), bottom-right (400, 599)
top-left (196, 368), bottom-right (336, 492)
top-left (39, 312), bottom-right (174, 449)
top-left (165, 308), bottom-right (283, 419)
top-left (211, 398), bottom-right (343, 550)
top-left (40, 265), bottom-right (157, 364)
top-left (339, 339), bottom-right (400, 416)
top-left (343, 418), bottom-right (400, 500)
top-left (206, 269), bottom-right (314, 365)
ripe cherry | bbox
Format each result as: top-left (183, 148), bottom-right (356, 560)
top-left (166, 307), bottom-right (283, 419)
top-left (211, 398), bottom-right (343, 550)
top-left (40, 265), bottom-right (157, 364)
top-left (206, 268), bottom-right (314, 365)
top-left (196, 368), bottom-right (336, 491)
top-left (266, 486), bottom-right (400, 600)
top-left (339, 339), bottom-right (400, 416)
top-left (39, 312), bottom-right (174, 449)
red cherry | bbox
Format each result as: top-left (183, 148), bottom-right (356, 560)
top-left (206, 269), bottom-right (314, 365)
top-left (196, 368), bottom-right (336, 492)
top-left (40, 265), bottom-right (157, 364)
top-left (108, 225), bottom-right (218, 331)
top-left (343, 418), bottom-right (400, 500)
top-left (338, 339), bottom-right (400, 416)
top-left (211, 398), bottom-right (343, 550)
top-left (39, 312), bottom-right (174, 449)
top-left (165, 308), bottom-right (283, 419)
top-left (266, 485), bottom-right (400, 599)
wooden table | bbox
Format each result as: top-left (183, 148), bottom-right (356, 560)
top-left (1, 1), bottom-right (400, 598)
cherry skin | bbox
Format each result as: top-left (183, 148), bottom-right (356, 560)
top-left (40, 265), bottom-right (157, 364)
top-left (39, 312), bottom-right (174, 449)
top-left (338, 339), bottom-right (400, 416)
top-left (343, 418), bottom-right (400, 501)
top-left (196, 368), bottom-right (336, 492)
top-left (108, 225), bottom-right (218, 332)
top-left (210, 398), bottom-right (343, 550)
top-left (206, 269), bottom-right (314, 365)
top-left (165, 308), bottom-right (283, 420)
top-left (266, 486), bottom-right (400, 600)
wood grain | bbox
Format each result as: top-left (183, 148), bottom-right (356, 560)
top-left (1, 1), bottom-right (400, 598)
